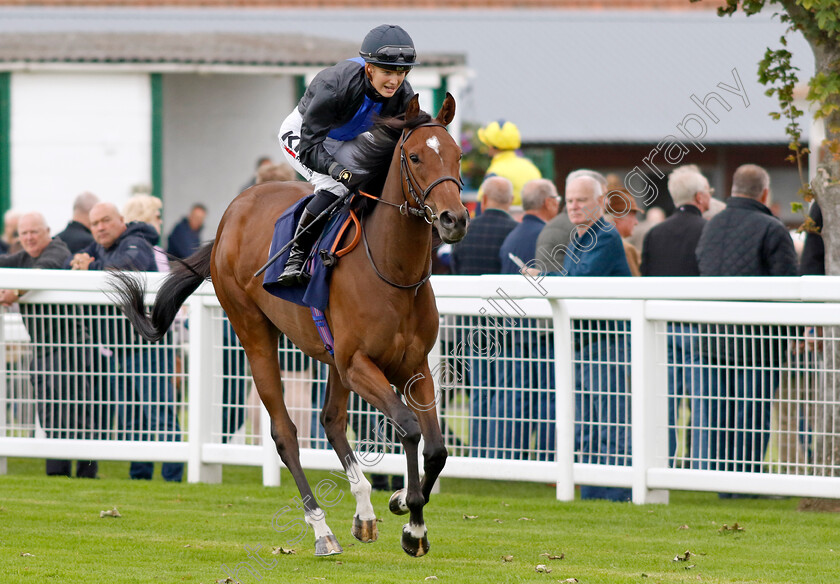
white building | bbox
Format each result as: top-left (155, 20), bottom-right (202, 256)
top-left (0, 4), bottom-right (817, 234)
top-left (0, 30), bottom-right (467, 236)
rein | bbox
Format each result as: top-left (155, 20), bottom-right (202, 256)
top-left (361, 218), bottom-right (433, 293)
top-left (355, 121), bottom-right (461, 292)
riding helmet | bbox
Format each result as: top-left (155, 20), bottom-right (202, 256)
top-left (359, 24), bottom-right (417, 72)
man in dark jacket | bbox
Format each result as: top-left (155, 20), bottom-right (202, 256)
top-left (0, 212), bottom-right (97, 478)
top-left (696, 165), bottom-right (797, 277)
top-left (696, 164), bottom-right (798, 482)
top-left (56, 191), bottom-right (99, 253)
top-left (166, 203), bottom-right (206, 260)
top-left (450, 176), bottom-right (517, 458)
top-left (451, 176), bottom-right (518, 275)
top-left (800, 201), bottom-right (824, 275)
top-left (70, 202), bottom-right (184, 482)
top-left (641, 165), bottom-right (711, 469)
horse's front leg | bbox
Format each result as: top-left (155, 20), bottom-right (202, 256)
top-left (389, 364), bottom-right (448, 510)
top-left (387, 364), bottom-right (446, 554)
top-left (342, 353), bottom-right (429, 557)
top-left (407, 364), bottom-right (448, 502)
top-left (320, 366), bottom-right (378, 543)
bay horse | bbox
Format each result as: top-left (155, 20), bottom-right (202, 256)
top-left (110, 94), bottom-right (469, 557)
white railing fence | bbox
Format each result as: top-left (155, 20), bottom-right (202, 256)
top-left (2, 269), bottom-right (839, 503)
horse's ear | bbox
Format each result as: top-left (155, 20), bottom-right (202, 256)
top-left (435, 92), bottom-right (456, 126)
top-left (405, 94), bottom-right (421, 121)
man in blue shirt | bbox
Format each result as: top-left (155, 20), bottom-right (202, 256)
top-left (564, 173), bottom-right (633, 502)
top-left (497, 179), bottom-right (560, 460)
top-left (564, 174), bottom-right (632, 278)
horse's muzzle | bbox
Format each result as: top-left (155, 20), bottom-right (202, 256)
top-left (436, 210), bottom-right (469, 244)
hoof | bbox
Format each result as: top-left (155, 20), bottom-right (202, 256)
top-left (314, 534), bottom-right (343, 556)
top-left (389, 489), bottom-right (409, 516)
top-left (351, 515), bottom-right (379, 543)
top-left (401, 523), bottom-right (430, 557)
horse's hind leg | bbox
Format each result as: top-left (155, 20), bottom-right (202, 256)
top-left (231, 313), bottom-right (342, 556)
top-left (320, 366), bottom-right (378, 543)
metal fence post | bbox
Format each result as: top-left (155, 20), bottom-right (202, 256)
top-left (187, 294), bottom-right (222, 483)
top-left (426, 322), bottom-right (443, 495)
top-left (630, 300), bottom-right (669, 504)
top-left (261, 406), bottom-right (281, 487)
top-left (550, 298), bottom-right (575, 501)
top-left (0, 308), bottom-right (7, 475)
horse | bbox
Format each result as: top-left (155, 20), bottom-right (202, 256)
top-left (110, 93), bottom-right (469, 558)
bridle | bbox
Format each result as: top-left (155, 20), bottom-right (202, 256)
top-left (362, 122), bottom-right (464, 224)
top-left (399, 122), bottom-right (464, 224)
top-left (360, 121), bottom-right (463, 292)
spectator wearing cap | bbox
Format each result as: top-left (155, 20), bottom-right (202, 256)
top-left (641, 165), bottom-right (712, 469)
top-left (604, 186), bottom-right (642, 277)
top-left (696, 164), bottom-right (797, 483)
top-left (475, 120), bottom-right (541, 213)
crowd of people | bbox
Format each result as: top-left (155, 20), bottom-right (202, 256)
top-left (447, 142), bottom-right (816, 501)
top-left (0, 136), bottom-right (821, 499)
top-left (0, 21), bottom-right (823, 498)
top-left (0, 191), bottom-right (212, 481)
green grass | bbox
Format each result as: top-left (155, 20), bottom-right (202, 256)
top-left (0, 458), bottom-right (837, 583)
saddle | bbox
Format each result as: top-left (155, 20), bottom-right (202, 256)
top-left (262, 194), bottom-right (362, 312)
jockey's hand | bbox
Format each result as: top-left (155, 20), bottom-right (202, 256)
top-left (328, 163), bottom-right (354, 187)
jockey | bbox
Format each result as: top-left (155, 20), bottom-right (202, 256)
top-left (275, 24), bottom-right (417, 286)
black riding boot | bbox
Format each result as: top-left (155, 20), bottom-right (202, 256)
top-left (276, 208), bottom-right (322, 287)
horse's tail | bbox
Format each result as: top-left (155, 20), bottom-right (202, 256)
top-left (109, 241), bottom-right (214, 342)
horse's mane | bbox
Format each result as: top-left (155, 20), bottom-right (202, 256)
top-left (352, 111), bottom-right (435, 213)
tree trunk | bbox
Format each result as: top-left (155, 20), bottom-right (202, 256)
top-left (810, 40), bottom-right (840, 274)
top-left (808, 40), bottom-right (840, 478)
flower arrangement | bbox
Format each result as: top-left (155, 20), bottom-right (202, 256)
top-left (459, 122), bottom-right (490, 191)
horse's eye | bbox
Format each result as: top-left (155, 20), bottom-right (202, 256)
top-left (409, 153), bottom-right (420, 163)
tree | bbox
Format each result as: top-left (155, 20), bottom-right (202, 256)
top-left (696, 0), bottom-right (840, 479)
top-left (701, 0), bottom-right (840, 267)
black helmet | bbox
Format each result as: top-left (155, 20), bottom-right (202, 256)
top-left (359, 24), bottom-right (416, 72)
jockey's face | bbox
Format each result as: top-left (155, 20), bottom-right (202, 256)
top-left (365, 64), bottom-right (408, 98)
